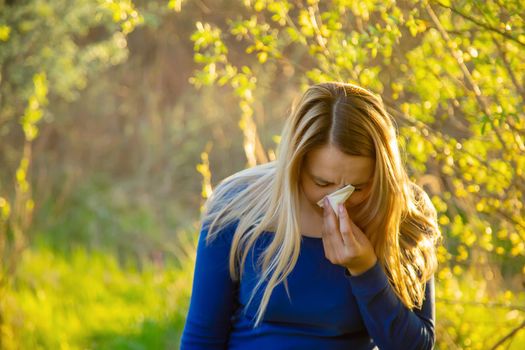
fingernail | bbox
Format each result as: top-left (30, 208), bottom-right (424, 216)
top-left (324, 197), bottom-right (329, 206)
top-left (339, 203), bottom-right (344, 213)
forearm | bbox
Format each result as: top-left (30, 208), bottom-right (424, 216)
top-left (345, 261), bottom-right (435, 350)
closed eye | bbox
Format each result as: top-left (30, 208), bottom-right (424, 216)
top-left (315, 182), bottom-right (361, 191)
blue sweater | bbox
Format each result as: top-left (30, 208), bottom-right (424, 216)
top-left (180, 219), bottom-right (435, 350)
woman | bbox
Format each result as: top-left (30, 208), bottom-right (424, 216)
top-left (180, 82), bottom-right (441, 350)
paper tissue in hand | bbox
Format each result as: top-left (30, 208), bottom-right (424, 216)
top-left (316, 184), bottom-right (355, 217)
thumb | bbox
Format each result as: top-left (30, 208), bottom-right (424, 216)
top-left (338, 203), bottom-right (358, 246)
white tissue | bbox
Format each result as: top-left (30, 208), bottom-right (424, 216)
top-left (316, 184), bottom-right (355, 216)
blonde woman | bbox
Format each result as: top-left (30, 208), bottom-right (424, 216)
top-left (180, 82), bottom-right (441, 350)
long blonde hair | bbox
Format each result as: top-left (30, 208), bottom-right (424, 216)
top-left (201, 81), bottom-right (442, 328)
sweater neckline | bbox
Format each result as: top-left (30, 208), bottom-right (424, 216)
top-left (262, 230), bottom-right (323, 241)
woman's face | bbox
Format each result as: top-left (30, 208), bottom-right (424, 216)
top-left (299, 144), bottom-right (375, 218)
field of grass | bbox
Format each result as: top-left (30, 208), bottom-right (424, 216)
top-left (2, 236), bottom-right (196, 350)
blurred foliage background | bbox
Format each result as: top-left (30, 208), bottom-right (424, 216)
top-left (0, 0), bottom-right (524, 349)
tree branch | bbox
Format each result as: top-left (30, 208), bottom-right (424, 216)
top-left (425, 3), bottom-right (510, 154)
top-left (490, 320), bottom-right (525, 349)
top-left (433, 0), bottom-right (525, 49)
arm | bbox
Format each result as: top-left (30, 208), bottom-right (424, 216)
top-left (345, 261), bottom-right (435, 350)
top-left (180, 220), bottom-right (239, 350)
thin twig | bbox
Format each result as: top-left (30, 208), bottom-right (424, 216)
top-left (437, 298), bottom-right (525, 312)
top-left (307, 4), bottom-right (344, 81)
top-left (490, 320), bottom-right (525, 350)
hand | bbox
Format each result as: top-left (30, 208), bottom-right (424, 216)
top-left (321, 197), bottom-right (377, 276)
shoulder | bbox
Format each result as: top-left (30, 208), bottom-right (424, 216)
top-left (204, 162), bottom-right (275, 215)
top-left (201, 162), bottom-right (275, 237)
top-left (199, 176), bottom-right (250, 242)
top-left (203, 178), bottom-right (249, 214)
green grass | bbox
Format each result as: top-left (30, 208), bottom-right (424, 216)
top-left (2, 235), bottom-right (196, 350)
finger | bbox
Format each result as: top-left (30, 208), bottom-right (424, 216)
top-left (320, 199), bottom-right (336, 258)
top-left (322, 197), bottom-right (344, 247)
top-left (321, 197), bottom-right (333, 239)
top-left (338, 203), bottom-right (357, 246)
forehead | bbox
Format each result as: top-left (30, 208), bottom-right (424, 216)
top-left (304, 145), bottom-right (374, 180)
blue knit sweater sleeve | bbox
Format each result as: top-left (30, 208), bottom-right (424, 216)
top-left (344, 261), bottom-right (435, 350)
top-left (180, 220), bottom-right (238, 350)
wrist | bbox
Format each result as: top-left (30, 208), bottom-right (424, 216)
top-left (346, 255), bottom-right (377, 276)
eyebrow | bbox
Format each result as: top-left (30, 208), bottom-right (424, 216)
top-left (311, 175), bottom-right (368, 187)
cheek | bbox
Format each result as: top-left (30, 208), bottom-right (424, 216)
top-left (300, 180), bottom-right (327, 204)
top-left (304, 185), bottom-right (324, 203)
top-left (347, 192), bottom-right (364, 206)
